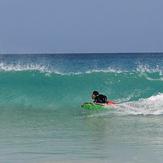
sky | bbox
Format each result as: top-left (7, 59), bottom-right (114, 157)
top-left (0, 0), bottom-right (163, 53)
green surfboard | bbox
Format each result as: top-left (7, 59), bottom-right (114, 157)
top-left (81, 102), bottom-right (105, 110)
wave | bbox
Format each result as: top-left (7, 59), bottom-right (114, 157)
top-left (0, 70), bottom-right (162, 113)
top-left (0, 61), bottom-right (163, 75)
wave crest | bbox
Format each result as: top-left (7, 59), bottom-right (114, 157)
top-left (0, 62), bottom-right (163, 75)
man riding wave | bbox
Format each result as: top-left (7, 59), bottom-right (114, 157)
top-left (91, 91), bottom-right (108, 104)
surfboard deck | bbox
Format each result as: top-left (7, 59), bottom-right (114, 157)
top-left (81, 102), bottom-right (106, 110)
top-left (81, 101), bottom-right (116, 110)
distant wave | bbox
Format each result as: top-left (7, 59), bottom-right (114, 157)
top-left (0, 62), bottom-right (163, 76)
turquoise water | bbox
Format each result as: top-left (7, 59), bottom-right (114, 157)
top-left (0, 53), bottom-right (163, 162)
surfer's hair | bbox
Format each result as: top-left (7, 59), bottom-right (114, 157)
top-left (93, 91), bottom-right (99, 96)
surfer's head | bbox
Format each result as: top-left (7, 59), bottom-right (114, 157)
top-left (92, 91), bottom-right (99, 99)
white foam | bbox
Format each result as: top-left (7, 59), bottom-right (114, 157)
top-left (0, 62), bottom-right (163, 77)
top-left (0, 62), bottom-right (69, 75)
top-left (0, 62), bottom-right (125, 75)
top-left (85, 68), bottom-right (124, 74)
top-left (136, 64), bottom-right (163, 75)
top-left (116, 93), bottom-right (163, 115)
top-left (0, 62), bottom-right (49, 72)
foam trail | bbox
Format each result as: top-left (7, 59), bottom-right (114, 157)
top-left (115, 93), bottom-right (163, 115)
top-left (87, 94), bottom-right (163, 118)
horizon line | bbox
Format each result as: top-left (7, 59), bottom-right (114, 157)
top-left (0, 52), bottom-right (163, 55)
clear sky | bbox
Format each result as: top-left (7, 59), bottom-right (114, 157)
top-left (0, 0), bottom-right (163, 53)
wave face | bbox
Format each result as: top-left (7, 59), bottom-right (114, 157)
top-left (0, 53), bottom-right (163, 115)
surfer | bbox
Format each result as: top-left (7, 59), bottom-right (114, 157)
top-left (81, 91), bottom-right (115, 110)
top-left (91, 91), bottom-right (108, 104)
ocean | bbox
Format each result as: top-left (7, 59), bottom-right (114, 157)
top-left (0, 53), bottom-right (163, 163)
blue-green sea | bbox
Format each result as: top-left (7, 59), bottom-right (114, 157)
top-left (0, 53), bottom-right (163, 163)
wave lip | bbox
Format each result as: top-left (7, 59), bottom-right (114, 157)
top-left (0, 62), bottom-right (66, 75)
top-left (1, 62), bottom-right (163, 76)
top-left (136, 64), bottom-right (163, 74)
top-left (0, 62), bottom-right (125, 74)
top-left (0, 62), bottom-right (49, 72)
